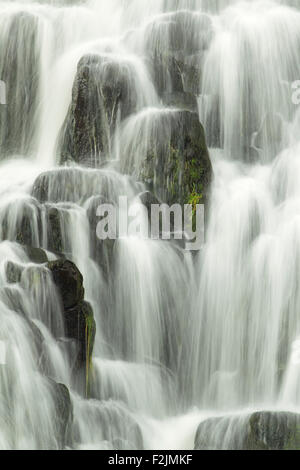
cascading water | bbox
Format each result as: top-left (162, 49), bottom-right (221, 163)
top-left (1, 0), bottom-right (300, 451)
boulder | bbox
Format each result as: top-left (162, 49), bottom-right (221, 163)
top-left (135, 110), bottom-right (212, 207)
top-left (162, 91), bottom-right (198, 112)
top-left (6, 261), bottom-right (23, 283)
top-left (47, 259), bottom-right (84, 310)
top-left (146, 11), bottom-right (212, 97)
top-left (73, 400), bottom-right (144, 450)
top-left (5, 246), bottom-right (48, 283)
top-left (32, 167), bottom-right (111, 204)
top-left (59, 54), bottom-right (138, 166)
top-left (47, 259), bottom-right (96, 393)
top-left (194, 411), bottom-right (300, 450)
top-left (24, 245), bottom-right (48, 264)
top-left (46, 207), bottom-right (63, 253)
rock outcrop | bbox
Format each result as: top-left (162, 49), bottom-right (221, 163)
top-left (47, 259), bottom-right (84, 309)
top-left (59, 54), bottom-right (138, 166)
top-left (122, 109), bottom-right (212, 207)
top-left (194, 411), bottom-right (300, 450)
top-left (47, 259), bottom-right (96, 394)
top-left (32, 167), bottom-right (126, 204)
top-left (145, 11), bottom-right (213, 98)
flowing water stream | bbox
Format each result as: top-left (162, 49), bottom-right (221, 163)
top-left (1, 0), bottom-right (300, 450)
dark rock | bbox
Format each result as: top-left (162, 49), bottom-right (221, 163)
top-left (63, 301), bottom-right (96, 374)
top-left (32, 167), bottom-right (112, 204)
top-left (162, 91), bottom-right (198, 112)
top-left (194, 411), bottom-right (300, 450)
top-left (47, 259), bottom-right (84, 309)
top-left (46, 207), bottom-right (63, 253)
top-left (5, 247), bottom-right (47, 283)
top-left (146, 11), bottom-right (212, 58)
top-left (146, 11), bottom-right (212, 97)
top-left (151, 53), bottom-right (184, 95)
top-left (24, 245), bottom-right (48, 264)
top-left (48, 379), bottom-right (73, 449)
top-left (152, 52), bottom-right (204, 97)
top-left (133, 110), bottom-right (212, 207)
top-left (6, 261), bottom-right (23, 283)
top-left (181, 53), bottom-right (204, 95)
top-left (47, 258), bottom-right (96, 391)
top-left (245, 411), bottom-right (300, 450)
top-left (59, 54), bottom-right (138, 166)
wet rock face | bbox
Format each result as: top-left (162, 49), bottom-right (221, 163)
top-left (64, 301), bottom-right (96, 370)
top-left (49, 379), bottom-right (73, 449)
top-left (47, 259), bottom-right (84, 309)
top-left (136, 110), bottom-right (212, 207)
top-left (194, 412), bottom-right (300, 450)
top-left (47, 259), bottom-right (96, 389)
top-left (46, 207), bottom-right (64, 254)
top-left (162, 91), bottom-right (198, 112)
top-left (31, 167), bottom-right (129, 205)
top-left (6, 261), bottom-right (23, 284)
top-left (0, 198), bottom-right (42, 247)
top-left (146, 11), bottom-right (213, 97)
top-left (59, 54), bottom-right (138, 166)
top-left (245, 412), bottom-right (300, 450)
top-left (24, 245), bottom-right (48, 264)
top-left (32, 168), bottom-right (99, 203)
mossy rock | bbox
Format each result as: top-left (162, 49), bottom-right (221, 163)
top-left (139, 110), bottom-right (212, 208)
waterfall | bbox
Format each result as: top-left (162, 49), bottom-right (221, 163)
top-left (1, 0), bottom-right (300, 450)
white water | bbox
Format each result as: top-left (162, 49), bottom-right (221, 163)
top-left (0, 0), bottom-right (300, 450)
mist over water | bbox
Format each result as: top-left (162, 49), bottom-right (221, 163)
top-left (0, 0), bottom-right (300, 450)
